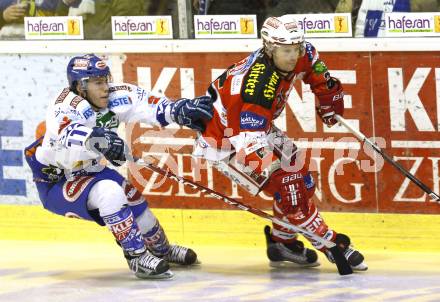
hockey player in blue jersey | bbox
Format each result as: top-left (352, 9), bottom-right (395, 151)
top-left (24, 54), bottom-right (213, 279)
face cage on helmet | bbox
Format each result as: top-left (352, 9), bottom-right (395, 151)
top-left (76, 74), bottom-right (112, 92)
top-left (263, 40), bottom-right (305, 58)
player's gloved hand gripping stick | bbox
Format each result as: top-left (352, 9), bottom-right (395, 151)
top-left (334, 115), bottom-right (440, 203)
top-left (133, 157), bottom-right (353, 276)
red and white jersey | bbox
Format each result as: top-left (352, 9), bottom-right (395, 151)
top-left (36, 82), bottom-right (174, 173)
top-left (193, 42), bottom-right (334, 161)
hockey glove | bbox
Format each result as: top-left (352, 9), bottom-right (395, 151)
top-left (316, 77), bottom-right (344, 126)
top-left (263, 169), bottom-right (315, 215)
top-left (86, 127), bottom-right (126, 166)
top-left (171, 95), bottom-right (213, 132)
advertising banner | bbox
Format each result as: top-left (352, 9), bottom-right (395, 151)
top-left (385, 12), bottom-right (440, 37)
top-left (111, 16), bottom-right (173, 39)
top-left (291, 13), bottom-right (353, 37)
top-left (1, 48), bottom-right (439, 215)
top-left (122, 51), bottom-right (440, 214)
top-left (194, 15), bottom-right (258, 38)
top-left (24, 16), bottom-right (84, 40)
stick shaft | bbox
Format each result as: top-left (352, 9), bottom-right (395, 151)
top-left (136, 159), bottom-right (353, 275)
top-left (335, 115), bottom-right (440, 202)
top-left (138, 160), bottom-right (337, 248)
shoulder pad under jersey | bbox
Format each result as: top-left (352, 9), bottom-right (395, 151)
top-left (241, 57), bottom-right (282, 110)
top-left (107, 83), bottom-right (135, 112)
top-left (53, 88), bottom-right (94, 121)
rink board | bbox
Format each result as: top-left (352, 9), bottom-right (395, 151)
top-left (1, 204), bottom-right (439, 252)
top-left (1, 38), bottom-right (440, 215)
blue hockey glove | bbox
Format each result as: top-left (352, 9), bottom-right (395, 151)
top-left (87, 127), bottom-right (126, 166)
top-left (170, 95), bottom-right (213, 132)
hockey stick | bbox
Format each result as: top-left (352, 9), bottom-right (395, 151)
top-left (334, 114), bottom-right (440, 202)
top-left (135, 158), bottom-right (353, 275)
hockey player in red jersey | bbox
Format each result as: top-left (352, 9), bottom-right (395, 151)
top-left (193, 15), bottom-right (367, 271)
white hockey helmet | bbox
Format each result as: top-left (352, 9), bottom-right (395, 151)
top-left (261, 15), bottom-right (304, 53)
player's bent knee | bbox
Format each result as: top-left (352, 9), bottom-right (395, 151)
top-left (87, 179), bottom-right (127, 217)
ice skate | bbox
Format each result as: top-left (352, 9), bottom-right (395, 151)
top-left (325, 233), bottom-right (368, 271)
top-left (163, 244), bottom-right (199, 265)
top-left (265, 226), bottom-right (320, 268)
top-left (124, 250), bottom-right (173, 279)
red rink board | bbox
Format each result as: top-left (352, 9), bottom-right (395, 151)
top-left (122, 51), bottom-right (440, 214)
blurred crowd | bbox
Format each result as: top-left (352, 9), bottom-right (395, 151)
top-left (0, 0), bottom-right (439, 39)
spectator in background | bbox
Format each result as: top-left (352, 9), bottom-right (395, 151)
top-left (56, 0), bottom-right (145, 40)
top-left (0, 0), bottom-right (59, 39)
top-left (144, 0), bottom-right (179, 38)
top-left (355, 0), bottom-right (440, 37)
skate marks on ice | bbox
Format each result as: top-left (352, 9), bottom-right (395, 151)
top-left (0, 242), bottom-right (440, 302)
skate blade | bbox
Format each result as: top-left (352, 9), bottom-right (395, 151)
top-left (351, 262), bottom-right (368, 271)
top-left (269, 260), bottom-right (321, 269)
top-left (135, 270), bottom-right (174, 280)
top-left (169, 259), bottom-right (202, 267)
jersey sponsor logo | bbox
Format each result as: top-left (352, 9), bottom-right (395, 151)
top-left (82, 107), bottom-right (94, 119)
top-left (70, 96), bottom-right (83, 108)
top-left (109, 96), bottom-right (131, 108)
top-left (231, 74), bottom-right (244, 95)
top-left (242, 59), bottom-right (281, 109)
top-left (263, 71), bottom-right (280, 101)
top-left (312, 60), bottom-right (328, 74)
top-left (243, 62), bottom-right (266, 96)
top-left (62, 175), bottom-right (94, 202)
top-left (55, 88), bottom-right (70, 104)
top-left (109, 85), bottom-right (132, 93)
top-left (123, 181), bottom-right (144, 205)
top-left (136, 87), bottom-right (146, 100)
top-left (109, 215), bottom-right (134, 241)
top-left (240, 111), bottom-right (267, 130)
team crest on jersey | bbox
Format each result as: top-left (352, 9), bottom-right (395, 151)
top-left (62, 176), bottom-right (94, 202)
top-left (241, 59), bottom-right (281, 109)
top-left (96, 111), bottom-right (119, 129)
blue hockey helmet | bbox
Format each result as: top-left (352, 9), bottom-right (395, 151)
top-left (67, 54), bottom-right (111, 91)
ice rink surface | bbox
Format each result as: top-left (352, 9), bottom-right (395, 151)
top-left (1, 240), bottom-right (440, 302)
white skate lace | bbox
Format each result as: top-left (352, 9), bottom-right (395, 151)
top-left (278, 243), bottom-right (308, 263)
top-left (131, 254), bottom-right (163, 272)
top-left (166, 245), bottom-right (187, 264)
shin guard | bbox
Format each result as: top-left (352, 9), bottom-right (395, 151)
top-left (102, 206), bottom-right (146, 256)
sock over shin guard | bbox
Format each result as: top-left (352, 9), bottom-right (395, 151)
top-left (102, 206), bottom-right (146, 256)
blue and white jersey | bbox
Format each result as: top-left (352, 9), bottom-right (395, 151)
top-left (36, 82), bottom-right (174, 176)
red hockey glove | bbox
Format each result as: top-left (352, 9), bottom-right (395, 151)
top-left (263, 169), bottom-right (313, 215)
top-left (316, 77), bottom-right (344, 126)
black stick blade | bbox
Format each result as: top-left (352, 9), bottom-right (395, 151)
top-left (329, 246), bottom-right (353, 275)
